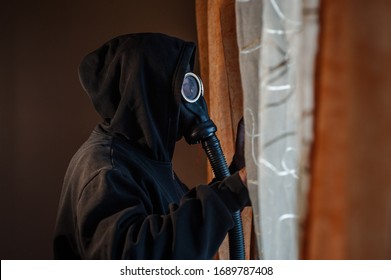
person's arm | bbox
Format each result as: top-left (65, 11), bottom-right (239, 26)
top-left (75, 168), bottom-right (249, 260)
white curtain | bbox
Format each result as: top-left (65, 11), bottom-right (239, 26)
top-left (236, 0), bottom-right (319, 259)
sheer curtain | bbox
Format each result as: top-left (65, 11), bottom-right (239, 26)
top-left (236, 0), bottom-right (319, 259)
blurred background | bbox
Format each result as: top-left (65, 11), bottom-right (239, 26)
top-left (1, 0), bottom-right (391, 260)
top-left (0, 0), bottom-right (205, 259)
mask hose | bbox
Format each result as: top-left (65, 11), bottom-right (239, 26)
top-left (180, 72), bottom-right (245, 260)
top-left (201, 135), bottom-right (245, 260)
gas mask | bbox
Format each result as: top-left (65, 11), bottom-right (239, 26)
top-left (179, 72), bottom-right (245, 260)
top-left (179, 72), bottom-right (217, 145)
top-left (179, 72), bottom-right (245, 259)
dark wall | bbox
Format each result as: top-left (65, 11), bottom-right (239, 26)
top-left (0, 0), bottom-right (206, 259)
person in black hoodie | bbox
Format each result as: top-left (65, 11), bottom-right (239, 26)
top-left (53, 33), bottom-right (249, 259)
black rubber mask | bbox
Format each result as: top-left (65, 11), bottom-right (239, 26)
top-left (178, 72), bottom-right (216, 144)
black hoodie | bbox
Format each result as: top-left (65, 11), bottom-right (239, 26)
top-left (53, 33), bottom-right (250, 259)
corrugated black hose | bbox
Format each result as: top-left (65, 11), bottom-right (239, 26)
top-left (201, 135), bottom-right (245, 260)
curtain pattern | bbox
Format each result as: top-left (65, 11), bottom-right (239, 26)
top-left (236, 0), bottom-right (319, 259)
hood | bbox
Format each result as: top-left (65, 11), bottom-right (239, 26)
top-left (78, 33), bottom-right (196, 162)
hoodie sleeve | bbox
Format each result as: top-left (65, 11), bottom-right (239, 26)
top-left (75, 168), bottom-right (249, 260)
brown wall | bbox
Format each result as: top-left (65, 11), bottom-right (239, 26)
top-left (0, 0), bottom-right (206, 259)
